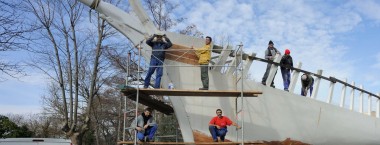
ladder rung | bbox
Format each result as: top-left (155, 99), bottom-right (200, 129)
top-left (124, 109), bottom-right (136, 113)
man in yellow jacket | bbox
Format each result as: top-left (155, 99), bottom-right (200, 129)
top-left (192, 36), bottom-right (212, 90)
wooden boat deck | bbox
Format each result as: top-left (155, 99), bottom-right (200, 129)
top-left (117, 141), bottom-right (264, 145)
top-left (122, 88), bottom-right (262, 97)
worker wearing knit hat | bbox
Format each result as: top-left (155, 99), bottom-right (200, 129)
top-left (301, 73), bottom-right (314, 96)
top-left (280, 48), bottom-right (293, 91)
top-left (285, 49), bottom-right (290, 55)
top-left (261, 40), bottom-right (280, 87)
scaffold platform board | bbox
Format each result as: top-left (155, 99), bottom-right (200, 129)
top-left (121, 88), bottom-right (262, 97)
top-left (124, 91), bottom-right (174, 115)
top-left (117, 141), bottom-right (264, 145)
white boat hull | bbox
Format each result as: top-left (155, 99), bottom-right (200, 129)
top-left (163, 59), bottom-right (380, 145)
top-left (76, 0), bottom-right (380, 144)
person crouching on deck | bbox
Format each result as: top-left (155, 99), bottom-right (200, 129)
top-left (209, 109), bottom-right (241, 142)
top-left (132, 107), bottom-right (157, 142)
top-left (192, 36), bottom-right (212, 90)
top-left (301, 73), bottom-right (314, 97)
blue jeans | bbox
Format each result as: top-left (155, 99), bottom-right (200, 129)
top-left (281, 68), bottom-right (291, 90)
top-left (262, 63), bottom-right (276, 86)
top-left (144, 57), bottom-right (164, 88)
top-left (137, 124), bottom-right (158, 141)
top-left (209, 126), bottom-right (227, 141)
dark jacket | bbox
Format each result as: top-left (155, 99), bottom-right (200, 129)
top-left (146, 35), bottom-right (172, 61)
top-left (131, 113), bottom-right (157, 133)
top-left (280, 55), bottom-right (293, 70)
top-left (301, 74), bottom-right (314, 89)
top-left (265, 47), bottom-right (280, 60)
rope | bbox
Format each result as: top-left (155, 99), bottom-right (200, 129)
top-left (88, 0), bottom-right (100, 23)
top-left (90, 0), bottom-right (100, 9)
top-left (146, 52), bottom-right (175, 85)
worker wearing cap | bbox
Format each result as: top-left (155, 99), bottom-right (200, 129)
top-left (280, 49), bottom-right (293, 91)
top-left (144, 32), bottom-right (172, 88)
top-left (261, 40), bottom-right (280, 88)
top-left (301, 73), bottom-right (314, 96)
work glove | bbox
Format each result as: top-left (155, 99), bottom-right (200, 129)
top-left (304, 88), bottom-right (309, 96)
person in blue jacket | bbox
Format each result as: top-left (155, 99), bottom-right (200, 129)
top-left (144, 32), bottom-right (172, 88)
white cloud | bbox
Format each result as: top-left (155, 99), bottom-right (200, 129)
top-left (172, 0), bottom-right (370, 81)
top-left (0, 72), bottom-right (46, 114)
top-left (347, 0), bottom-right (380, 22)
top-left (0, 105), bottom-right (42, 115)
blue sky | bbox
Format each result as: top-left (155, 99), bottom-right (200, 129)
top-left (171, 0), bottom-right (380, 93)
top-left (1, 0), bottom-right (380, 114)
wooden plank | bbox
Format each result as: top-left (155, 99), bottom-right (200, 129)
top-left (117, 141), bottom-right (264, 145)
top-left (165, 44), bottom-right (198, 65)
top-left (125, 92), bottom-right (174, 115)
top-left (122, 88), bottom-right (262, 97)
top-left (166, 53), bottom-right (198, 65)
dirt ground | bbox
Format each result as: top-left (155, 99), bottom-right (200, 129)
top-left (193, 130), bottom-right (310, 145)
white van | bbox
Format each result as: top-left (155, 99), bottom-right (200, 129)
top-left (0, 138), bottom-right (72, 145)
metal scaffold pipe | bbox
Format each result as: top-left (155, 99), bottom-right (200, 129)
top-left (133, 42), bottom-right (143, 145)
top-left (122, 52), bottom-right (131, 141)
top-left (239, 43), bottom-right (244, 145)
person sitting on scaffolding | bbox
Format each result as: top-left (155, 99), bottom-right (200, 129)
top-left (144, 32), bottom-right (172, 89)
top-left (301, 73), bottom-right (314, 97)
top-left (131, 107), bottom-right (158, 142)
top-left (261, 40), bottom-right (280, 88)
top-left (192, 36), bottom-right (212, 90)
top-left (209, 109), bottom-right (241, 142)
top-left (280, 49), bottom-right (293, 92)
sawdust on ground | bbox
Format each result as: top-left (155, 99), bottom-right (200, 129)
top-left (193, 130), bottom-right (310, 145)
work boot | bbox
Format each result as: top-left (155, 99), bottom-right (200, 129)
top-left (199, 87), bottom-right (208, 90)
top-left (213, 139), bottom-right (218, 142)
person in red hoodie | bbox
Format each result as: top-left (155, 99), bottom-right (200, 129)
top-left (208, 109), bottom-right (241, 142)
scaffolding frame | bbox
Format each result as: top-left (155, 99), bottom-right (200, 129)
top-left (77, 0), bottom-right (380, 144)
top-left (121, 42), bottom-right (258, 145)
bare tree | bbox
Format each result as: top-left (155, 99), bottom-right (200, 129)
top-left (0, 1), bottom-right (30, 81)
top-left (144, 0), bottom-right (184, 31)
top-left (19, 0), bottom-right (204, 144)
top-left (143, 0), bottom-right (203, 37)
top-left (24, 0), bottom-right (120, 144)
top-left (179, 24), bottom-right (204, 38)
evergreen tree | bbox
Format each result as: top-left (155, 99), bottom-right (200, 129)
top-left (0, 115), bottom-right (33, 138)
